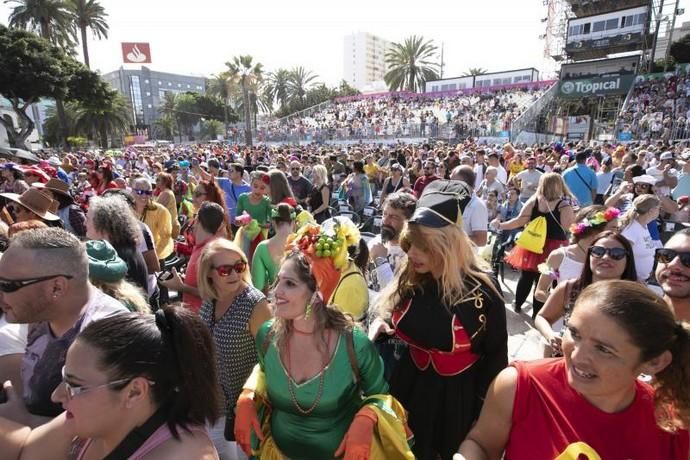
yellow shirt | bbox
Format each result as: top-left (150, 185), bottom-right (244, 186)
top-left (157, 189), bottom-right (180, 238)
top-left (141, 201), bottom-right (174, 259)
top-left (329, 262), bottom-right (368, 319)
top-left (364, 163), bottom-right (380, 181)
top-left (509, 162), bottom-right (525, 177)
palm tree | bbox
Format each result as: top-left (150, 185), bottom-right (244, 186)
top-left (7, 0), bottom-right (77, 148)
top-left (152, 115), bottom-right (177, 141)
top-left (462, 67), bottom-right (488, 76)
top-left (6, 0), bottom-right (76, 48)
top-left (287, 67), bottom-right (318, 108)
top-left (384, 35), bottom-right (440, 93)
top-left (207, 72), bottom-right (232, 132)
top-left (73, 91), bottom-right (131, 148)
top-left (264, 68), bottom-right (290, 111)
top-left (66, 0), bottom-right (108, 69)
top-left (158, 92), bottom-right (182, 143)
top-left (225, 55), bottom-right (263, 146)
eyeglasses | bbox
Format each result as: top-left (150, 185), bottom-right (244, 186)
top-left (61, 366), bottom-right (134, 400)
top-left (133, 189), bottom-right (152, 196)
top-left (214, 261), bottom-right (247, 276)
top-left (589, 246), bottom-right (627, 261)
top-left (0, 274), bottom-right (73, 293)
top-left (655, 248), bottom-right (690, 268)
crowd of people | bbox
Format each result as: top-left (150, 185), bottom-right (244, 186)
top-left (257, 86), bottom-right (547, 143)
top-left (618, 70), bottom-right (690, 141)
top-left (0, 134), bottom-right (687, 460)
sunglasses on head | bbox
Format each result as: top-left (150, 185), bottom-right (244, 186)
top-left (589, 245), bottom-right (627, 261)
top-left (133, 189), bottom-right (152, 196)
top-left (655, 248), bottom-right (690, 268)
top-left (214, 261), bottom-right (247, 277)
top-left (0, 274), bottom-right (73, 293)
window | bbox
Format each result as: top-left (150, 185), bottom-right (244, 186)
top-left (592, 21), bottom-right (605, 33)
top-left (187, 84), bottom-right (191, 88)
top-left (605, 18), bottom-right (618, 31)
top-left (168, 82), bottom-right (172, 86)
top-left (145, 91), bottom-right (151, 96)
top-left (147, 104), bottom-right (152, 108)
top-left (621, 15), bottom-right (634, 27)
top-left (583, 23), bottom-right (591, 34)
top-left (177, 83), bottom-right (181, 88)
top-left (158, 81), bottom-right (162, 85)
top-left (636, 13), bottom-right (647, 25)
top-left (129, 75), bottom-right (144, 124)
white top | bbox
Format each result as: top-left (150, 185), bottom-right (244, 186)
top-left (463, 196), bottom-right (489, 237)
top-left (621, 220), bottom-right (656, 282)
top-left (515, 169), bottom-right (543, 199)
top-left (558, 252), bottom-right (584, 283)
top-left (0, 316), bottom-right (27, 357)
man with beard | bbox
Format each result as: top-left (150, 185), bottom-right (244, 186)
top-left (655, 228), bottom-right (690, 321)
top-left (413, 160), bottom-right (440, 198)
top-left (368, 192), bottom-right (417, 290)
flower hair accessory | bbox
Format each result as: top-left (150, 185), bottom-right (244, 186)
top-left (569, 207), bottom-right (620, 236)
top-left (271, 207), bottom-right (296, 220)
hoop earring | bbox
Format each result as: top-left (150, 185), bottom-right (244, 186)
top-left (304, 303), bottom-right (313, 320)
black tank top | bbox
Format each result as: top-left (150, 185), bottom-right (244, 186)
top-left (530, 198), bottom-right (567, 240)
top-left (385, 177), bottom-right (404, 195)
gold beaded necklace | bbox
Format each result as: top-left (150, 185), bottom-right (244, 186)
top-left (284, 335), bottom-right (329, 415)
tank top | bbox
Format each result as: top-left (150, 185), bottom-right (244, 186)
top-left (384, 176), bottom-right (404, 195)
top-left (530, 198), bottom-right (567, 241)
top-left (505, 359), bottom-right (689, 459)
top-left (73, 424), bottom-right (210, 460)
top-left (557, 252), bottom-right (583, 283)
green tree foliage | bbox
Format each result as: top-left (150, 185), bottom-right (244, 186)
top-left (6, 0), bottom-right (76, 49)
top-left (286, 66), bottom-right (319, 106)
top-left (66, 0), bottom-right (108, 69)
top-left (272, 79), bottom-right (361, 118)
top-left (73, 91), bottom-right (131, 149)
top-left (226, 55), bottom-right (264, 146)
top-left (199, 119), bottom-right (224, 141)
top-left (462, 67), bottom-right (488, 76)
top-left (670, 34), bottom-right (690, 65)
top-left (384, 35), bottom-right (440, 92)
top-left (0, 24), bottom-right (72, 148)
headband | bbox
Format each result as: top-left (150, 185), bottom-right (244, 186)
top-left (569, 207), bottom-right (620, 236)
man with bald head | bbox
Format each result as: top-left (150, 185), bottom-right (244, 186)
top-left (451, 165), bottom-right (488, 247)
top-left (0, 228), bottom-right (125, 426)
top-left (655, 228), bottom-right (690, 321)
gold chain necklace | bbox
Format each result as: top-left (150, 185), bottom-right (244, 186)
top-left (284, 336), bottom-right (328, 416)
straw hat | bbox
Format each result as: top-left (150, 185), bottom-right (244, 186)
top-left (0, 188), bottom-right (60, 221)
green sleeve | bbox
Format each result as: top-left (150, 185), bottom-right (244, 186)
top-left (236, 193), bottom-right (248, 216)
top-left (351, 326), bottom-right (389, 396)
top-left (254, 319), bottom-right (275, 369)
top-left (251, 242), bottom-right (269, 291)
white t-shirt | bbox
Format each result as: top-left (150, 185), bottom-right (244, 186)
top-left (516, 169), bottom-right (543, 199)
top-left (463, 196), bottom-right (489, 237)
top-left (621, 220), bottom-right (656, 282)
top-left (0, 316), bottom-right (27, 357)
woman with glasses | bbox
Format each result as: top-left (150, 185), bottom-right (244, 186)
top-left (379, 163), bottom-right (408, 208)
top-left (0, 306), bottom-right (221, 459)
top-left (535, 231), bottom-right (638, 357)
top-left (457, 280), bottom-right (690, 460)
top-left (619, 194), bottom-right (661, 282)
top-left (132, 178), bottom-right (174, 262)
top-left (197, 238), bottom-right (271, 459)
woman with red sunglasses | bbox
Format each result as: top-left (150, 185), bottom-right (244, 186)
top-left (196, 238), bottom-right (272, 458)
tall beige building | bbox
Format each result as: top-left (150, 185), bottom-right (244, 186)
top-left (343, 32), bottom-right (394, 92)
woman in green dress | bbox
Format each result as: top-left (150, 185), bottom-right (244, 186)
top-left (234, 246), bottom-right (414, 460)
top-left (235, 171), bottom-right (272, 261)
top-left (251, 203), bottom-right (296, 293)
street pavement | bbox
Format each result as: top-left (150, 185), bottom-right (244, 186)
top-left (499, 268), bottom-right (546, 362)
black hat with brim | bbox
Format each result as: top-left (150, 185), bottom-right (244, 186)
top-left (409, 180), bottom-right (473, 228)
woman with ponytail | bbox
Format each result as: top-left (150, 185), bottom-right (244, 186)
top-left (457, 280), bottom-right (690, 460)
top-left (0, 306), bottom-right (221, 459)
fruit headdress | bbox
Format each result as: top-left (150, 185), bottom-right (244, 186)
top-left (286, 217), bottom-right (360, 302)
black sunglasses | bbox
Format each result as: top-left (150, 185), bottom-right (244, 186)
top-left (655, 248), bottom-right (690, 268)
top-left (589, 246), bottom-right (627, 261)
top-left (133, 189), bottom-right (153, 196)
top-left (0, 274), bottom-right (73, 293)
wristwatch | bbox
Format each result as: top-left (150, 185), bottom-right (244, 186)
top-left (374, 257), bottom-right (389, 268)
